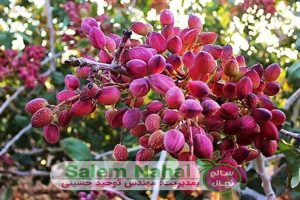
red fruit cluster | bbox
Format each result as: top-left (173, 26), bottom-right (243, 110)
top-left (62, 1), bottom-right (112, 52)
top-left (0, 45), bottom-right (46, 88)
top-left (239, 0), bottom-right (276, 14)
top-left (27, 9), bottom-right (286, 184)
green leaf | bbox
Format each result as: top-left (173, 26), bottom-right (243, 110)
top-left (279, 139), bottom-right (300, 190)
top-left (18, 32), bottom-right (32, 43)
top-left (0, 0), bottom-right (9, 6)
top-left (52, 71), bottom-right (65, 85)
top-left (287, 62), bottom-right (300, 88)
top-left (295, 38), bottom-right (300, 51)
top-left (63, 15), bottom-right (70, 26)
top-left (271, 169), bottom-right (288, 195)
top-left (0, 32), bottom-right (13, 48)
top-left (60, 137), bottom-right (92, 161)
top-left (14, 115), bottom-right (28, 127)
top-left (291, 175), bottom-right (300, 188)
top-left (0, 187), bottom-right (12, 200)
top-left (78, 39), bottom-right (90, 48)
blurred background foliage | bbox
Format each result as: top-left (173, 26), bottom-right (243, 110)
top-left (0, 0), bottom-right (300, 199)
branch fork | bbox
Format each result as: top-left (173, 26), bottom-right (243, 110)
top-left (65, 29), bottom-right (132, 76)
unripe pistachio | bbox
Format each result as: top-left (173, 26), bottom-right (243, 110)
top-left (25, 98), bottom-right (48, 114)
top-left (197, 32), bottom-right (218, 45)
top-left (147, 54), bottom-right (166, 74)
top-left (236, 76), bottom-right (253, 98)
top-left (165, 87), bottom-right (185, 109)
top-left (122, 108), bottom-right (142, 129)
top-left (188, 81), bottom-right (209, 100)
top-left (89, 27), bottom-right (106, 49)
top-left (193, 134), bottom-right (213, 159)
top-left (146, 100), bottom-right (164, 114)
top-left (264, 63), bottom-right (281, 82)
top-left (160, 9), bottom-right (174, 25)
top-left (271, 109), bottom-right (286, 125)
top-left (43, 123), bottom-right (60, 144)
top-left (136, 148), bottom-right (154, 161)
top-left (179, 99), bottom-right (203, 118)
top-left (148, 130), bottom-right (164, 151)
top-left (148, 32), bottom-right (167, 53)
top-left (220, 102), bottom-right (239, 120)
top-left (188, 14), bottom-right (202, 30)
top-left (113, 144), bottom-right (128, 161)
top-left (164, 129), bottom-right (185, 154)
top-left (131, 22), bottom-right (148, 36)
top-left (145, 114), bottom-right (161, 133)
top-left (148, 74), bottom-right (175, 95)
top-left (224, 59), bottom-right (239, 77)
top-left (129, 78), bottom-right (150, 97)
top-left (65, 74), bottom-right (80, 90)
top-left (96, 86), bottom-right (121, 105)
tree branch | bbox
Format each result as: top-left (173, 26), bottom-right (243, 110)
top-left (187, 119), bottom-right (194, 160)
top-left (255, 153), bottom-right (276, 200)
top-left (150, 151), bottom-right (168, 200)
top-left (264, 153), bottom-right (285, 162)
top-left (291, 98), bottom-right (300, 125)
top-left (0, 124), bottom-right (32, 157)
top-left (41, 52), bottom-right (63, 66)
top-left (272, 163), bottom-right (287, 177)
top-left (112, 29), bottom-right (132, 66)
top-left (238, 187), bottom-right (267, 199)
top-left (65, 29), bottom-right (132, 76)
top-left (0, 169), bottom-right (50, 176)
top-left (40, 52), bottom-right (63, 77)
top-left (280, 129), bottom-right (300, 139)
top-left (44, 0), bottom-right (56, 75)
top-left (14, 147), bottom-right (63, 155)
top-left (0, 86), bottom-right (25, 115)
top-left (65, 57), bottom-right (129, 76)
top-left (284, 88), bottom-right (300, 110)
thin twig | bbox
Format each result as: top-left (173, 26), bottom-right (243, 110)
top-left (14, 147), bottom-right (63, 155)
top-left (281, 129), bottom-right (300, 139)
top-left (65, 29), bottom-right (132, 76)
top-left (40, 52), bottom-right (63, 77)
top-left (93, 146), bottom-right (141, 160)
top-left (44, 0), bottom-right (56, 76)
top-left (0, 86), bottom-right (25, 115)
top-left (0, 94), bottom-right (79, 156)
top-left (0, 124), bottom-right (32, 157)
top-left (65, 57), bottom-right (129, 76)
top-left (41, 52), bottom-right (63, 66)
top-left (255, 153), bottom-right (276, 200)
top-left (284, 88), bottom-right (300, 110)
top-left (112, 29), bottom-right (132, 66)
top-left (291, 98), bottom-right (300, 125)
top-left (0, 169), bottom-right (50, 176)
top-left (150, 151), bottom-right (168, 200)
top-left (264, 153), bottom-right (285, 162)
top-left (238, 187), bottom-right (267, 199)
top-left (187, 119), bottom-right (194, 160)
top-left (272, 163), bottom-right (287, 177)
